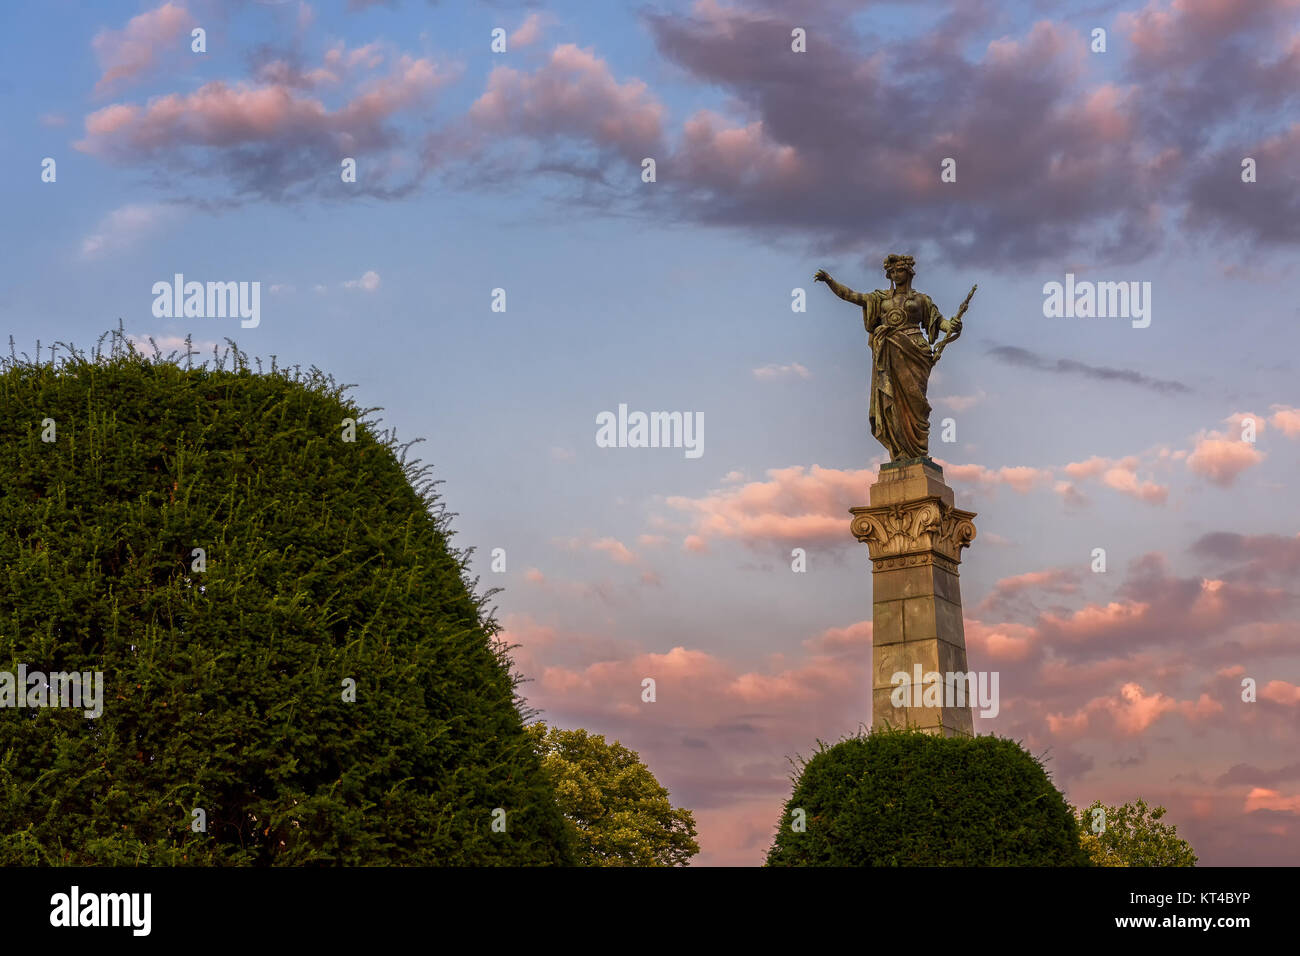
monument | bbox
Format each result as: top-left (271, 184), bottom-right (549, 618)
top-left (815, 254), bottom-right (979, 736)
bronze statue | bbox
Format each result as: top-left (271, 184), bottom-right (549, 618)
top-left (815, 254), bottom-right (975, 462)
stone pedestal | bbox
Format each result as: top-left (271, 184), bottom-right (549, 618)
top-left (849, 459), bottom-right (977, 737)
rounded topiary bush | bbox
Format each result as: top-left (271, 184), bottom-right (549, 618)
top-left (766, 728), bottom-right (1090, 866)
top-left (0, 332), bottom-right (572, 865)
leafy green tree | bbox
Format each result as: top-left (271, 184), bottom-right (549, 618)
top-left (1072, 799), bottom-right (1197, 867)
top-left (0, 331), bottom-right (572, 865)
top-left (527, 722), bottom-right (699, 866)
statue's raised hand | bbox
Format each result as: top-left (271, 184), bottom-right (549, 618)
top-left (814, 269), bottom-right (831, 283)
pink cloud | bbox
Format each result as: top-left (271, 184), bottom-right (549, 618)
top-left (1048, 682), bottom-right (1222, 737)
top-left (935, 460), bottom-right (1052, 494)
top-left (974, 567), bottom-right (1080, 616)
top-left (91, 2), bottom-right (195, 98)
top-left (590, 537), bottom-right (638, 565)
top-left (76, 47), bottom-right (454, 200)
top-left (965, 619), bottom-right (1038, 661)
top-left (1223, 410), bottom-right (1266, 439)
top-left (1260, 680), bottom-right (1300, 706)
top-left (677, 109), bottom-right (804, 188)
top-left (1040, 601), bottom-right (1152, 644)
top-left (664, 464), bottom-right (876, 549)
top-left (1244, 787), bottom-right (1300, 814)
top-left (1101, 464), bottom-right (1169, 504)
top-left (1186, 435), bottom-right (1266, 486)
top-left (510, 12), bottom-right (549, 48)
top-left (80, 58), bottom-right (446, 156)
top-left (1064, 455), bottom-right (1119, 480)
top-left (1270, 405), bottom-right (1300, 438)
top-left (468, 44), bottom-right (664, 160)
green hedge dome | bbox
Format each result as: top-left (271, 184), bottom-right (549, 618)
top-left (766, 728), bottom-right (1089, 866)
top-left (0, 333), bottom-right (571, 865)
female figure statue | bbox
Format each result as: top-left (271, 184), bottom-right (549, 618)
top-left (815, 254), bottom-right (973, 462)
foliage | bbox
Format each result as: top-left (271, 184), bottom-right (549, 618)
top-left (766, 727), bottom-right (1090, 866)
top-left (0, 329), bottom-right (572, 865)
top-left (1072, 799), bottom-right (1197, 867)
top-left (528, 722), bottom-right (698, 866)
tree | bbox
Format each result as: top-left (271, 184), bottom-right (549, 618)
top-left (527, 722), bottom-right (699, 866)
top-left (766, 728), bottom-right (1090, 866)
top-left (1072, 799), bottom-right (1197, 867)
top-left (0, 331), bottom-right (572, 865)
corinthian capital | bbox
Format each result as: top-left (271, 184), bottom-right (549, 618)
top-left (849, 495), bottom-right (977, 566)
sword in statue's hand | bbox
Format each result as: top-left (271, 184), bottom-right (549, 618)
top-left (932, 284), bottom-right (977, 363)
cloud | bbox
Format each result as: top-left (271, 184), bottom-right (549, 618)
top-left (752, 362), bottom-right (809, 381)
top-left (1186, 435), bottom-right (1265, 486)
top-left (634, 0), bottom-right (1300, 267)
top-left (1046, 682), bottom-right (1222, 737)
top-left (676, 109), bottom-right (804, 190)
top-left (1217, 762), bottom-right (1300, 787)
top-left (1060, 456), bottom-right (1170, 504)
top-left (1244, 788), bottom-right (1300, 814)
top-left (80, 203), bottom-right (181, 258)
top-left (974, 567), bottom-right (1080, 615)
top-left (1270, 405), bottom-right (1300, 438)
top-left (74, 0), bottom-right (1300, 271)
top-left (1190, 531), bottom-right (1300, 581)
top-left (510, 12), bottom-right (550, 48)
top-left (91, 2), bottom-right (195, 98)
top-left (343, 269), bottom-right (381, 291)
top-left (466, 44), bottom-right (664, 163)
top-left (934, 460), bottom-right (1053, 494)
top-left (1100, 462), bottom-right (1168, 505)
top-left (1053, 480), bottom-right (1091, 509)
top-left (988, 345), bottom-right (1192, 395)
top-left (663, 464), bottom-right (876, 549)
top-left (1261, 680), bottom-right (1300, 707)
top-left (78, 49), bottom-right (456, 202)
top-left (590, 537), bottom-right (638, 565)
top-left (936, 389), bottom-right (986, 411)
top-left (253, 40), bottom-right (387, 90)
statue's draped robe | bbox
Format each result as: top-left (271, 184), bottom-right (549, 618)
top-left (862, 289), bottom-right (942, 461)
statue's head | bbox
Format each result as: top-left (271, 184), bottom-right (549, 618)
top-left (883, 254), bottom-right (916, 285)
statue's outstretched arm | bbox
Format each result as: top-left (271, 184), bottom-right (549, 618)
top-left (814, 270), bottom-right (868, 306)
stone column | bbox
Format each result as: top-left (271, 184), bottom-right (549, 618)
top-left (849, 459), bottom-right (977, 737)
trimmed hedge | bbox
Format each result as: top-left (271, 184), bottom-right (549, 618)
top-left (0, 331), bottom-right (572, 865)
top-left (766, 728), bottom-right (1090, 866)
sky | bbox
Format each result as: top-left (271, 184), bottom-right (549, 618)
top-left (2, 0), bottom-right (1298, 865)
